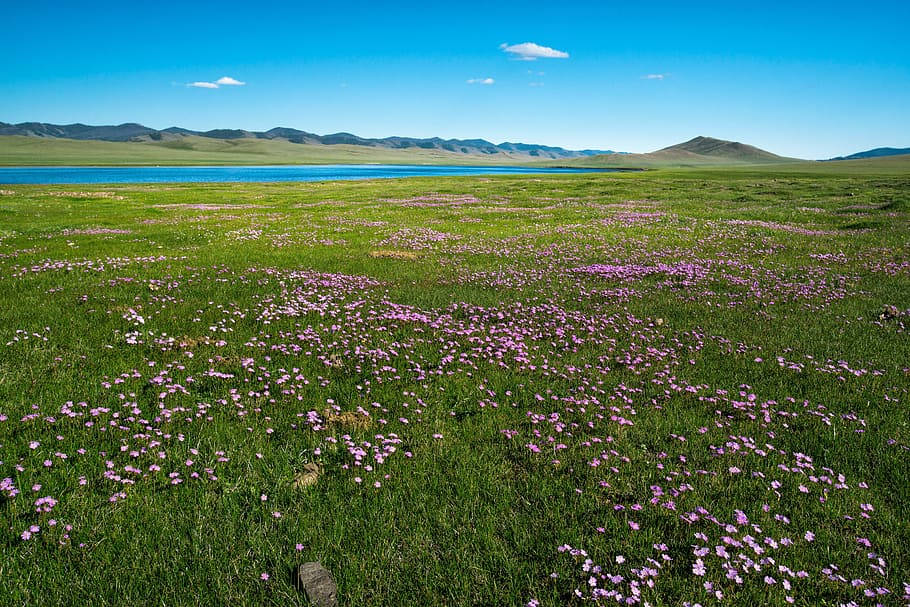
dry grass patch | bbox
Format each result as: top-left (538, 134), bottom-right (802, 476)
top-left (153, 203), bottom-right (264, 210)
top-left (369, 249), bottom-right (419, 260)
top-left (293, 462), bottom-right (322, 489)
top-left (47, 191), bottom-right (125, 200)
top-left (322, 408), bottom-right (372, 430)
top-left (178, 335), bottom-right (214, 348)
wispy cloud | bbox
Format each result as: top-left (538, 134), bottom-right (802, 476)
top-left (215, 76), bottom-right (245, 86)
top-left (529, 82), bottom-right (545, 87)
top-left (187, 76), bottom-right (246, 89)
top-left (500, 42), bottom-right (569, 61)
top-left (467, 77), bottom-right (495, 85)
top-left (642, 73), bottom-right (669, 80)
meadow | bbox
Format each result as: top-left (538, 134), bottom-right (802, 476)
top-left (0, 169), bottom-right (908, 606)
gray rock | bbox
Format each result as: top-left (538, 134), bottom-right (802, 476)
top-left (296, 562), bottom-right (338, 607)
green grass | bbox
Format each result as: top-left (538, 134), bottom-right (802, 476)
top-left (0, 170), bottom-right (908, 606)
top-left (552, 152), bottom-right (910, 174)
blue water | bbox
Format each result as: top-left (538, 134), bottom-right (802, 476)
top-left (0, 164), bottom-right (613, 184)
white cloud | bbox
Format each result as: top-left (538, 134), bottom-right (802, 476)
top-left (500, 42), bottom-right (569, 61)
top-left (642, 74), bottom-right (669, 80)
top-left (529, 82), bottom-right (544, 87)
top-left (467, 77), bottom-right (495, 85)
top-left (187, 77), bottom-right (246, 89)
top-left (216, 76), bottom-right (245, 86)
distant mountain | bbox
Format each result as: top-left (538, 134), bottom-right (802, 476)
top-left (0, 121), bottom-right (614, 160)
top-left (563, 136), bottom-right (797, 168)
top-left (658, 136), bottom-right (787, 163)
top-left (828, 147), bottom-right (910, 161)
top-left (0, 121), bottom-right (161, 142)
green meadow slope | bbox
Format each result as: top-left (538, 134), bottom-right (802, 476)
top-left (629, 155), bottom-right (910, 177)
top-left (733, 154), bottom-right (910, 175)
top-left (3, 133), bottom-right (908, 174)
top-left (0, 135), bottom-right (538, 166)
top-left (559, 136), bottom-right (802, 168)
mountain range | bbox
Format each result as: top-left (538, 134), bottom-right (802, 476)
top-left (0, 121), bottom-right (614, 161)
top-left (827, 147), bottom-right (910, 161)
top-left (2, 121), bottom-right (904, 168)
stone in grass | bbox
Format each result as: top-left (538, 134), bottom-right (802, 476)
top-left (296, 562), bottom-right (338, 607)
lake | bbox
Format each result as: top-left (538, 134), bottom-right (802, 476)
top-left (0, 165), bottom-right (615, 184)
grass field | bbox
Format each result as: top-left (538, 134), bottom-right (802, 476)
top-left (0, 170), bottom-right (908, 606)
top-left (561, 153), bottom-right (910, 174)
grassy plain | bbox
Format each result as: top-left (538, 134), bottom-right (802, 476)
top-left (561, 152), bottom-right (910, 173)
top-left (0, 135), bottom-right (539, 167)
top-left (0, 170), bottom-right (908, 605)
top-left (4, 133), bottom-right (910, 175)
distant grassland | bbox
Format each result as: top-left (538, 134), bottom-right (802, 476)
top-left (1, 135), bottom-right (908, 176)
top-left (556, 151), bottom-right (910, 174)
top-left (554, 151), bottom-right (794, 169)
top-left (0, 135), bottom-right (536, 166)
top-left (619, 157), bottom-right (910, 177)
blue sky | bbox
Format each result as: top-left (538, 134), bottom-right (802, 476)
top-left (1, 0), bottom-right (908, 158)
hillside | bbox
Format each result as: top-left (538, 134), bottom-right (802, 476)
top-left (659, 136), bottom-right (789, 162)
top-left (0, 121), bottom-right (613, 162)
top-left (828, 147), bottom-right (910, 161)
top-left (0, 135), bottom-right (584, 166)
top-left (6, 126), bottom-right (881, 170)
top-left (560, 136), bottom-right (800, 168)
